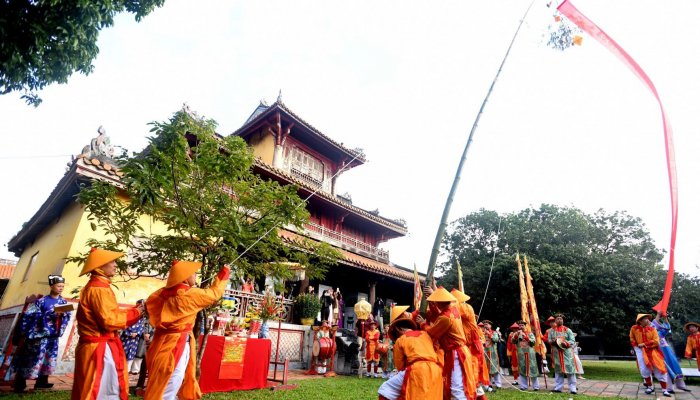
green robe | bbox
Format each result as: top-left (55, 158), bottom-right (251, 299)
top-left (510, 331), bottom-right (538, 377)
top-left (546, 326), bottom-right (576, 374)
top-left (380, 338), bottom-right (394, 372)
top-left (484, 330), bottom-right (499, 374)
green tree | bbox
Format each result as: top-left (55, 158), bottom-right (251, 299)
top-left (0, 0), bottom-right (165, 106)
top-left (67, 107), bottom-right (342, 376)
top-left (438, 205), bottom-right (685, 353)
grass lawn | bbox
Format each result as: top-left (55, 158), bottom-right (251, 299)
top-left (0, 376), bottom-right (614, 400)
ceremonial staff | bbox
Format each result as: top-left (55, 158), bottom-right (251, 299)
top-left (420, 0), bottom-right (535, 314)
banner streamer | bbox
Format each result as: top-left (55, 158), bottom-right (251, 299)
top-left (516, 254), bottom-right (532, 333)
top-left (523, 256), bottom-right (546, 356)
top-left (457, 260), bottom-right (465, 293)
top-left (558, 0), bottom-right (678, 314)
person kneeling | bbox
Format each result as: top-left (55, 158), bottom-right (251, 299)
top-left (377, 315), bottom-right (442, 400)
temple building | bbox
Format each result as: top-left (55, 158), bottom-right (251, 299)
top-left (0, 96), bottom-right (422, 372)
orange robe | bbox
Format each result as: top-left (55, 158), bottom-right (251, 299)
top-left (456, 302), bottom-right (489, 387)
top-left (365, 329), bottom-right (381, 362)
top-left (421, 304), bottom-right (477, 400)
top-left (394, 330), bottom-right (443, 400)
top-left (506, 331), bottom-right (519, 379)
top-left (629, 324), bottom-right (667, 374)
top-left (475, 327), bottom-right (490, 385)
top-left (143, 268), bottom-right (229, 400)
top-left (71, 276), bottom-right (141, 400)
top-left (685, 333), bottom-right (700, 371)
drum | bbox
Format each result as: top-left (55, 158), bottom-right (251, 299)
top-left (376, 343), bottom-right (389, 356)
top-left (313, 337), bottom-right (334, 360)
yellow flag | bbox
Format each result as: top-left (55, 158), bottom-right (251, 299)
top-left (524, 255), bottom-right (546, 356)
top-left (516, 253), bottom-right (532, 332)
top-left (414, 264), bottom-right (422, 311)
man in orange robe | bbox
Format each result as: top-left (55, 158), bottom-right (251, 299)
top-left (452, 289), bottom-right (488, 400)
top-left (417, 287), bottom-right (476, 400)
top-left (143, 261), bottom-right (230, 400)
top-left (365, 320), bottom-right (382, 378)
top-left (506, 323), bottom-right (520, 385)
top-left (630, 313), bottom-right (670, 397)
top-left (377, 307), bottom-right (442, 400)
top-left (684, 322), bottom-right (700, 371)
top-left (71, 248), bottom-right (145, 400)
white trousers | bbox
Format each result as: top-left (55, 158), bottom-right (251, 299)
top-left (634, 348), bottom-right (666, 382)
top-left (96, 346), bottom-right (120, 399)
top-left (669, 373), bottom-right (687, 390)
top-left (518, 374), bottom-right (540, 390)
top-left (490, 373), bottom-right (501, 388)
top-left (554, 373), bottom-right (577, 392)
top-left (130, 357), bottom-right (143, 374)
top-left (163, 340), bottom-right (191, 400)
top-left (449, 351), bottom-right (468, 400)
top-left (377, 369), bottom-right (406, 400)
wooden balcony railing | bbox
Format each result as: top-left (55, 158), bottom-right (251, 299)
top-left (303, 222), bottom-right (390, 261)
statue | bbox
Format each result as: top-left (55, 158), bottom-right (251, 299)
top-left (81, 126), bottom-right (115, 159)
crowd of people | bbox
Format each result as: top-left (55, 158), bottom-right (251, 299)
top-left (372, 281), bottom-right (700, 400)
top-left (4, 247), bottom-right (700, 400)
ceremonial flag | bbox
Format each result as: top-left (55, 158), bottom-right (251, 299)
top-left (457, 260), bottom-right (464, 293)
top-left (414, 264), bottom-right (422, 311)
top-left (557, 0), bottom-right (678, 315)
top-left (524, 255), bottom-right (546, 356)
top-left (516, 254), bottom-right (532, 332)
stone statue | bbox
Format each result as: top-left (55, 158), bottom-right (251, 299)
top-left (81, 126), bottom-right (115, 159)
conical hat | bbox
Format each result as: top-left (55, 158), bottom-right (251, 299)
top-left (451, 288), bottom-right (470, 302)
top-left (166, 260), bottom-right (202, 288)
top-left (427, 287), bottom-right (457, 302)
top-left (509, 323), bottom-right (519, 331)
top-left (684, 322), bottom-right (700, 333)
top-left (80, 248), bottom-right (125, 276)
top-left (388, 317), bottom-right (417, 342)
top-left (390, 306), bottom-right (410, 323)
top-left (636, 313), bottom-right (652, 324)
top-left (545, 316), bottom-right (555, 324)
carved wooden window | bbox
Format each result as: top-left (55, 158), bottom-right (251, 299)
top-left (289, 147), bottom-right (324, 186)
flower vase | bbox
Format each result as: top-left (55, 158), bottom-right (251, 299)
top-left (260, 320), bottom-right (270, 339)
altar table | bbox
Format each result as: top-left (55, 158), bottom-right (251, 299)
top-left (199, 336), bottom-right (271, 393)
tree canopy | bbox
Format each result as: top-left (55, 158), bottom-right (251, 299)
top-left (68, 106), bottom-right (342, 373)
top-left (0, 0), bottom-right (164, 106)
top-left (437, 204), bottom-right (699, 353)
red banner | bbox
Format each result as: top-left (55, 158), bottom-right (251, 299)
top-left (219, 336), bottom-right (248, 380)
top-left (558, 0), bottom-right (678, 315)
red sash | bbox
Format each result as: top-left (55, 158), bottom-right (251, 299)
top-left (154, 324), bottom-right (193, 367)
top-left (80, 334), bottom-right (128, 400)
top-left (443, 346), bottom-right (471, 400)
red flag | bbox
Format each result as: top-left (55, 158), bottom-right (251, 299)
top-left (558, 0), bottom-right (678, 315)
top-left (414, 264), bottom-right (422, 311)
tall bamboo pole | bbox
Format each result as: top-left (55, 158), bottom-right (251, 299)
top-left (420, 0), bottom-right (535, 314)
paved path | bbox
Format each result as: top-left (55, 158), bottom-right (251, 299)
top-left (500, 377), bottom-right (700, 400)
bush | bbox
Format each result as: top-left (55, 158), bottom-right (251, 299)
top-left (294, 293), bottom-right (323, 319)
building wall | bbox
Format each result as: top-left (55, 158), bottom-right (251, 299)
top-left (1, 200), bottom-right (85, 310)
top-left (249, 129), bottom-right (275, 165)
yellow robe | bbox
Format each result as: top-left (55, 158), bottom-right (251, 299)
top-left (71, 276), bottom-right (141, 400)
top-left (394, 330), bottom-right (443, 400)
top-left (685, 333), bottom-right (700, 371)
top-left (422, 305), bottom-right (477, 400)
top-left (143, 268), bottom-right (229, 400)
top-left (629, 324), bottom-right (666, 373)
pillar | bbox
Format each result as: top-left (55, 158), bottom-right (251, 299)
top-left (272, 144), bottom-right (285, 169)
top-left (368, 282), bottom-right (376, 309)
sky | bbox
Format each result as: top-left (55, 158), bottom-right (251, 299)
top-left (1, 1), bottom-right (699, 278)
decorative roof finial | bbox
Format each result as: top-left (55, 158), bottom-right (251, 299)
top-left (260, 98), bottom-right (269, 107)
top-left (277, 89), bottom-right (283, 104)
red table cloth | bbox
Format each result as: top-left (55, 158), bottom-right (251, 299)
top-left (199, 336), bottom-right (271, 393)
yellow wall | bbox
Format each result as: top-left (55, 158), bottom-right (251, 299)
top-left (1, 201), bottom-right (85, 309)
top-left (248, 129), bottom-right (275, 165)
top-left (2, 193), bottom-right (172, 309)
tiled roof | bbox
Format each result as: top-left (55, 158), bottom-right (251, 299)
top-left (0, 263), bottom-right (16, 280)
top-left (232, 101), bottom-right (367, 164)
top-left (74, 154), bottom-right (124, 178)
top-left (253, 158), bottom-right (407, 234)
top-left (278, 229), bottom-right (421, 283)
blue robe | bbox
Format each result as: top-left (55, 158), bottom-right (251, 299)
top-left (6, 296), bottom-right (71, 380)
top-left (652, 319), bottom-right (684, 380)
top-left (121, 318), bottom-right (144, 361)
